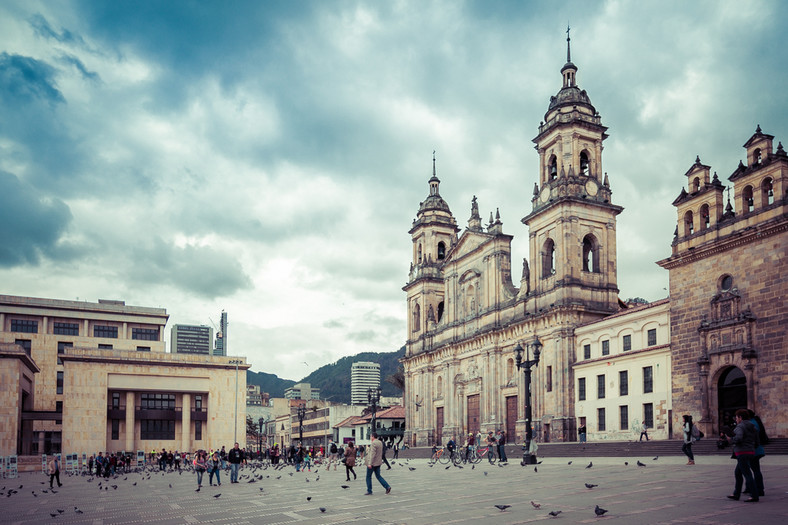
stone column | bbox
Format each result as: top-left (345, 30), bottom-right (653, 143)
top-left (125, 392), bottom-right (135, 454)
top-left (181, 393), bottom-right (191, 454)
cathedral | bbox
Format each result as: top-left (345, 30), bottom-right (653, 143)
top-left (401, 36), bottom-right (787, 447)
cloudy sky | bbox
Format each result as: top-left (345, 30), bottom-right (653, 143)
top-left (2, 0), bottom-right (786, 381)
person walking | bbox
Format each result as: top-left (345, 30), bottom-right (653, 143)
top-left (228, 442), bottom-right (243, 483)
top-left (682, 414), bottom-right (695, 465)
top-left (726, 409), bottom-right (759, 502)
top-left (497, 430), bottom-right (508, 463)
top-left (48, 455), bottom-right (62, 489)
top-left (193, 451), bottom-right (207, 492)
top-left (207, 451), bottom-right (222, 486)
top-left (640, 422), bottom-right (650, 442)
top-left (364, 432), bottom-right (391, 495)
top-left (393, 441), bottom-right (399, 460)
top-left (327, 442), bottom-right (338, 471)
top-left (344, 442), bottom-right (357, 481)
top-left (578, 423), bottom-right (587, 443)
top-left (747, 410), bottom-right (767, 498)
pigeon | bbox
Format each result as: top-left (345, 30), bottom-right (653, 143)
top-left (624, 462), bottom-right (628, 466)
top-left (445, 466), bottom-right (451, 470)
top-left (567, 461), bottom-right (572, 465)
top-left (213, 494), bottom-right (221, 498)
top-left (307, 496), bottom-right (312, 501)
top-left (534, 466), bottom-right (538, 473)
top-left (195, 488), bottom-right (200, 492)
top-left (653, 456), bottom-right (659, 461)
top-left (494, 504), bottom-right (511, 512)
top-left (341, 485), bottom-right (349, 489)
top-left (548, 510), bottom-right (562, 517)
top-left (74, 508), bottom-right (83, 514)
top-left (169, 484), bottom-right (172, 488)
top-left (133, 482), bottom-right (137, 486)
top-left (595, 505), bottom-right (608, 516)
top-left (537, 460), bottom-right (543, 464)
top-left (531, 501), bottom-right (541, 509)
top-left (586, 462), bottom-right (593, 469)
top-left (259, 488), bottom-right (265, 492)
top-left (50, 513), bottom-right (58, 518)
top-left (57, 509), bottom-right (64, 513)
top-left (319, 507), bottom-right (326, 513)
top-left (484, 472), bottom-right (488, 476)
top-left (637, 461), bottom-right (646, 467)
top-left (408, 467), bottom-right (416, 471)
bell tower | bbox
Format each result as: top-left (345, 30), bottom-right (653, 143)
top-left (522, 30), bottom-right (622, 313)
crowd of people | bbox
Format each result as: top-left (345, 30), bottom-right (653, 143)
top-left (437, 429), bottom-right (510, 463)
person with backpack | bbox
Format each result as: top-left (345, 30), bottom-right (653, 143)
top-left (681, 414), bottom-right (696, 465)
top-left (745, 410), bottom-right (767, 498)
top-left (726, 409), bottom-right (759, 502)
top-left (327, 442), bottom-right (339, 471)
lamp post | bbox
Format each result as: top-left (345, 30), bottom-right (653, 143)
top-left (296, 403), bottom-right (306, 445)
top-left (258, 417), bottom-right (265, 457)
top-left (514, 336), bottom-right (542, 465)
top-left (367, 386), bottom-right (382, 434)
top-left (229, 359), bottom-right (244, 444)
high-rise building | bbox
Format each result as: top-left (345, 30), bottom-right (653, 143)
top-left (351, 361), bottom-right (381, 405)
top-left (171, 324), bottom-right (213, 354)
top-left (284, 382), bottom-right (320, 400)
top-left (213, 310), bottom-right (227, 356)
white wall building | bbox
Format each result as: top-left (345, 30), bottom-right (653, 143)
top-left (574, 299), bottom-right (671, 442)
top-left (351, 361), bottom-right (381, 405)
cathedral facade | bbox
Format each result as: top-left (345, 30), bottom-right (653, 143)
top-left (402, 41), bottom-right (623, 446)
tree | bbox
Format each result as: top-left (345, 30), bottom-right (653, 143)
top-left (385, 366), bottom-right (405, 391)
top-left (246, 415), bottom-right (258, 438)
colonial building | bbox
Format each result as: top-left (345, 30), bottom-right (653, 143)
top-left (402, 37), bottom-right (623, 446)
top-left (658, 127), bottom-right (787, 438)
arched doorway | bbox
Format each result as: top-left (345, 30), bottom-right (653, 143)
top-left (718, 367), bottom-right (747, 433)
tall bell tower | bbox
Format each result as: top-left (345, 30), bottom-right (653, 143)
top-left (522, 29), bottom-right (622, 313)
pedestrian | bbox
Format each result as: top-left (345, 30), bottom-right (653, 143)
top-left (220, 445), bottom-right (227, 469)
top-left (327, 442), bottom-right (338, 471)
top-left (88, 455), bottom-right (94, 475)
top-left (193, 451), bottom-right (207, 491)
top-left (682, 414), bottom-right (695, 465)
top-left (726, 409), bottom-right (759, 502)
top-left (465, 433), bottom-right (475, 461)
top-left (344, 442), bottom-right (357, 481)
top-left (207, 451), bottom-right (222, 486)
top-left (382, 440), bottom-right (391, 470)
top-left (578, 423), bottom-right (587, 443)
top-left (95, 451), bottom-right (104, 477)
top-left (174, 450), bottom-right (181, 471)
top-left (747, 410), bottom-right (767, 498)
top-left (364, 432), bottom-right (391, 495)
top-left (497, 430), bottom-right (508, 463)
top-left (228, 442), bottom-right (243, 483)
top-left (295, 443), bottom-right (304, 472)
top-left (393, 441), bottom-right (399, 459)
top-left (640, 422), bottom-right (650, 442)
top-left (48, 455), bottom-right (62, 489)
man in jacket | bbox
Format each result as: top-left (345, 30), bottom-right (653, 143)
top-left (48, 456), bottom-right (62, 489)
top-left (364, 432), bottom-right (391, 495)
top-left (726, 409), bottom-right (759, 502)
top-left (228, 442), bottom-right (243, 483)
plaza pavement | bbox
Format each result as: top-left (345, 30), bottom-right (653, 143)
top-left (1, 454), bottom-right (786, 525)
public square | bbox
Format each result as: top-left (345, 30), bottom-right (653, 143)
top-left (2, 454), bottom-right (786, 525)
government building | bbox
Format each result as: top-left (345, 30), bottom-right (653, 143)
top-left (401, 37), bottom-right (787, 447)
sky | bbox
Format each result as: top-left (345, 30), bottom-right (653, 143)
top-left (2, 0), bottom-right (787, 381)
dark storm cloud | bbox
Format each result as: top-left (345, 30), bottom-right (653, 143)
top-left (0, 170), bottom-right (72, 267)
top-left (125, 237), bottom-right (253, 300)
top-left (0, 52), bottom-right (64, 105)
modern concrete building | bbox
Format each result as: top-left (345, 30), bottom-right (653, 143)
top-left (351, 361), bottom-right (381, 405)
top-left (213, 310), bottom-right (227, 356)
top-left (284, 382), bottom-right (320, 401)
top-left (171, 324), bottom-right (213, 354)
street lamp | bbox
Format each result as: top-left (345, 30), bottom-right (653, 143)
top-left (296, 403), bottom-right (306, 445)
top-left (258, 417), bottom-right (266, 457)
top-left (514, 336), bottom-right (542, 465)
top-left (367, 386), bottom-right (382, 432)
top-left (229, 359), bottom-right (244, 444)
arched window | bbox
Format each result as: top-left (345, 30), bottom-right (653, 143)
top-left (582, 234), bottom-right (599, 272)
top-left (692, 177), bottom-right (700, 192)
top-left (754, 148), bottom-right (762, 164)
top-left (743, 185), bottom-right (754, 213)
top-left (437, 241), bottom-right (446, 260)
top-left (684, 210), bottom-right (694, 236)
top-left (542, 238), bottom-right (555, 277)
top-left (412, 303), bottom-right (420, 332)
top-left (548, 155), bottom-right (557, 181)
top-left (762, 177), bottom-right (774, 206)
top-left (579, 151), bottom-right (590, 176)
top-left (700, 204), bottom-right (710, 231)
top-left (417, 244), bottom-right (423, 263)
top-left (437, 301), bottom-right (444, 322)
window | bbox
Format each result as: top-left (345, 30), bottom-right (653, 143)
top-left (111, 420), bottom-right (120, 440)
top-left (720, 275), bottom-right (733, 291)
top-left (549, 155), bottom-right (557, 180)
top-left (57, 341), bottom-right (72, 365)
top-left (647, 329), bottom-right (657, 346)
top-left (546, 366), bottom-right (553, 392)
top-left (112, 392), bottom-right (120, 409)
top-left (141, 393), bottom-right (176, 410)
top-left (580, 151), bottom-right (590, 176)
top-left (597, 408), bottom-right (606, 432)
top-left (136, 346), bottom-right (151, 352)
top-left (57, 371), bottom-right (64, 395)
top-left (763, 177), bottom-right (774, 206)
top-left (700, 204), bottom-right (710, 230)
top-left (98, 344), bottom-right (113, 350)
top-left (15, 339), bottom-right (32, 357)
top-left (54, 322), bottom-right (79, 336)
top-left (94, 325), bottom-right (118, 338)
top-left (601, 340), bottom-right (610, 356)
top-left (140, 420), bottom-right (175, 440)
top-left (195, 420), bottom-right (203, 440)
top-left (583, 344), bottom-right (591, 360)
top-left (684, 210), bottom-right (694, 236)
top-left (578, 378), bottom-right (586, 401)
top-left (195, 395), bottom-right (203, 410)
top-left (643, 366), bottom-right (653, 394)
top-left (437, 241), bottom-right (446, 260)
top-left (619, 405), bottom-right (629, 430)
top-left (743, 185), bottom-right (754, 213)
top-left (132, 327), bottom-right (159, 341)
top-left (11, 319), bottom-right (38, 333)
top-left (55, 401), bottom-right (63, 413)
top-left (597, 374), bottom-right (605, 399)
top-left (542, 239), bottom-right (555, 277)
top-left (619, 371), bottom-right (629, 396)
top-left (622, 334), bottom-right (631, 351)
top-left (643, 403), bottom-right (654, 428)
top-left (582, 235), bottom-right (598, 272)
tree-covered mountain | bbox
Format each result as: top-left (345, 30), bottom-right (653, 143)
top-left (246, 346), bottom-right (406, 404)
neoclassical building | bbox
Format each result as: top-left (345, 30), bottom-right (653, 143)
top-left (402, 39), bottom-right (623, 446)
top-left (658, 127), bottom-right (787, 438)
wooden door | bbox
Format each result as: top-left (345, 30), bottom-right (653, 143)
top-left (435, 407), bottom-right (444, 446)
top-left (467, 394), bottom-right (480, 436)
top-left (506, 396), bottom-right (517, 442)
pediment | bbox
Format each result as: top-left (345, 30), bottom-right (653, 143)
top-left (445, 230), bottom-right (492, 263)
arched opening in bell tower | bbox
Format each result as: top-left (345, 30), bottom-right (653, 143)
top-left (542, 238), bottom-right (556, 277)
top-left (582, 234), bottom-right (599, 273)
top-left (437, 241), bottom-right (446, 260)
top-left (548, 155), bottom-right (558, 181)
top-left (579, 151), bottom-right (590, 176)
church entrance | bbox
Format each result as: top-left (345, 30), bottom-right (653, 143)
top-left (718, 366), bottom-right (747, 433)
top-left (467, 394), bottom-right (480, 436)
top-left (435, 407), bottom-right (443, 446)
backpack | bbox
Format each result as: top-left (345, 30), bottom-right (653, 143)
top-left (753, 415), bottom-right (769, 445)
top-left (330, 443), bottom-right (337, 454)
top-left (691, 425), bottom-right (703, 440)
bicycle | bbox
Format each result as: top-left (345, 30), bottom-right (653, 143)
top-left (430, 447), bottom-right (453, 465)
top-left (471, 445), bottom-right (497, 464)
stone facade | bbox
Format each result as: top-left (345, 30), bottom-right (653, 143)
top-left (658, 127), bottom-right (787, 439)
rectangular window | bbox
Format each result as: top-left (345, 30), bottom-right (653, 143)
top-left (15, 339), bottom-right (32, 357)
top-left (195, 395), bottom-right (203, 410)
top-left (643, 366), bottom-right (653, 394)
top-left (597, 408), bottom-right (606, 432)
top-left (578, 378), bottom-right (586, 401)
top-left (546, 365), bottom-right (553, 392)
top-left (112, 392), bottom-right (120, 409)
top-left (647, 328), bottom-right (657, 346)
top-left (619, 405), bottom-right (629, 430)
top-left (53, 322), bottom-right (79, 336)
top-left (597, 374), bottom-right (605, 399)
top-left (57, 341), bottom-right (72, 365)
top-left (583, 344), bottom-right (591, 360)
top-left (619, 370), bottom-right (629, 396)
top-left (132, 327), bottom-right (159, 341)
top-left (195, 420), bottom-right (203, 440)
top-left (11, 319), bottom-right (38, 333)
top-left (623, 334), bottom-right (632, 351)
top-left (643, 403), bottom-right (654, 428)
top-left (98, 344), bottom-right (113, 350)
top-left (55, 401), bottom-right (63, 413)
top-left (56, 371), bottom-right (64, 395)
top-left (141, 393), bottom-right (176, 410)
top-left (136, 346), bottom-right (151, 352)
top-left (140, 420), bottom-right (175, 440)
top-left (93, 325), bottom-right (118, 339)
top-left (601, 340), bottom-right (610, 356)
top-left (111, 420), bottom-right (120, 440)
